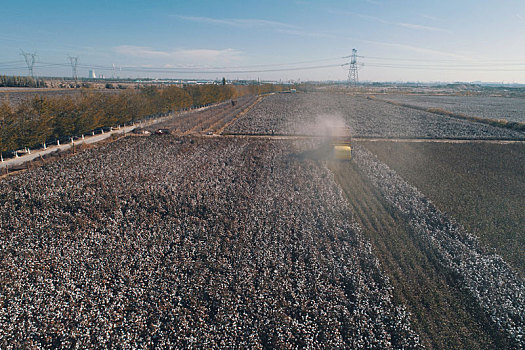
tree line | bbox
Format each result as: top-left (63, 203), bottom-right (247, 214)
top-left (0, 75), bottom-right (47, 88)
top-left (0, 83), bottom-right (288, 155)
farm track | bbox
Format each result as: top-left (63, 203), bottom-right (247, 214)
top-left (216, 96), bottom-right (263, 135)
top-left (147, 96), bottom-right (258, 136)
top-left (218, 133), bottom-right (525, 143)
top-left (328, 160), bottom-right (509, 349)
top-left (183, 98), bottom-right (255, 135)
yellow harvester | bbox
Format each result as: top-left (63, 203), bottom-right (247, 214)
top-left (329, 127), bottom-right (352, 161)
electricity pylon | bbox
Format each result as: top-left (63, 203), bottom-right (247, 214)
top-left (68, 56), bottom-right (79, 82)
top-left (348, 48), bottom-right (359, 86)
top-left (20, 50), bottom-right (37, 78)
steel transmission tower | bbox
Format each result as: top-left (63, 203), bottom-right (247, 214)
top-left (68, 56), bottom-right (79, 82)
top-left (347, 48), bottom-right (359, 86)
top-left (20, 50), bottom-right (37, 78)
top-left (111, 64), bottom-right (122, 79)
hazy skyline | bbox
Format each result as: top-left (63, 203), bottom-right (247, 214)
top-left (1, 0), bottom-right (525, 82)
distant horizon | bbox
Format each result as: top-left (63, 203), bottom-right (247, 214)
top-left (3, 75), bottom-right (525, 87)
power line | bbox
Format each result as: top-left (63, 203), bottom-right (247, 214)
top-left (362, 55), bottom-right (525, 64)
top-left (3, 52), bottom-right (525, 78)
top-left (36, 56), bottom-right (350, 73)
top-left (116, 63), bottom-right (344, 74)
top-left (363, 61), bottom-right (525, 68)
top-left (9, 55), bottom-right (525, 72)
top-left (0, 66), bottom-right (28, 71)
top-left (0, 60), bottom-right (26, 65)
top-left (34, 60), bottom-right (346, 74)
top-left (364, 63), bottom-right (525, 71)
top-left (193, 56), bottom-right (348, 70)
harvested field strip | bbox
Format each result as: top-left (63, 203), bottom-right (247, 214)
top-left (204, 97), bottom-right (256, 133)
top-left (145, 101), bottom-right (231, 134)
top-left (329, 160), bottom-right (507, 349)
top-left (351, 146), bottom-right (524, 348)
top-left (372, 96), bottom-right (525, 133)
top-left (145, 96), bottom-right (257, 136)
top-left (372, 94), bottom-right (525, 124)
top-left (184, 96), bottom-right (256, 135)
top-left (175, 105), bottom-right (229, 134)
top-left (361, 141), bottom-right (525, 277)
top-left (216, 96), bottom-right (263, 135)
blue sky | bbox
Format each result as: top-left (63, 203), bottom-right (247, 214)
top-left (1, 0), bottom-right (524, 82)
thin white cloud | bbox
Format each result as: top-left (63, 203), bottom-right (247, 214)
top-left (176, 15), bottom-right (335, 39)
top-left (176, 15), bottom-right (298, 29)
top-left (114, 45), bottom-right (242, 62)
top-left (115, 45), bottom-right (170, 58)
top-left (361, 39), bottom-right (469, 59)
top-left (517, 14), bottom-right (524, 22)
top-left (373, 14), bottom-right (450, 33)
top-left (396, 22), bottom-right (450, 33)
top-left (335, 10), bottom-right (451, 34)
top-left (176, 48), bottom-right (242, 61)
top-left (418, 13), bottom-right (440, 21)
top-left (276, 28), bottom-right (337, 39)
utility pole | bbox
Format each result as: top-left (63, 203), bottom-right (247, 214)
top-left (20, 50), bottom-right (37, 78)
top-left (68, 56), bottom-right (79, 82)
top-left (347, 48), bottom-right (359, 86)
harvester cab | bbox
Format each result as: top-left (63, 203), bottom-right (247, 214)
top-left (329, 126), bottom-right (352, 161)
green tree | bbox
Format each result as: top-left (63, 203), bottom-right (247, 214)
top-left (0, 102), bottom-right (14, 152)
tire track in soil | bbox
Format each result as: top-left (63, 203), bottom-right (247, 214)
top-left (204, 97), bottom-right (257, 134)
top-left (183, 97), bottom-right (256, 135)
top-left (328, 160), bottom-right (509, 350)
top-left (217, 96), bottom-right (264, 135)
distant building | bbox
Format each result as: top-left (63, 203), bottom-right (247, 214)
top-left (89, 70), bottom-right (96, 79)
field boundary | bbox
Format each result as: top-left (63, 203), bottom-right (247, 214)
top-left (217, 133), bottom-right (525, 143)
top-left (353, 138), bottom-right (525, 144)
